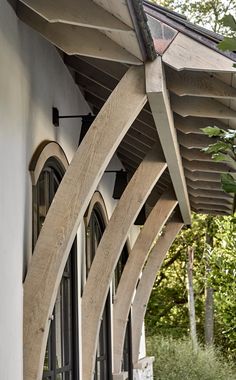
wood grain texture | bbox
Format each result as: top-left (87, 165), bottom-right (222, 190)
top-left (172, 94), bottom-right (236, 119)
top-left (19, 0), bottom-right (132, 31)
top-left (113, 192), bottom-right (178, 373)
top-left (183, 159), bottom-right (232, 173)
top-left (23, 66), bottom-right (147, 380)
top-left (146, 57), bottom-right (191, 224)
top-left (186, 178), bottom-right (229, 190)
top-left (188, 188), bottom-right (233, 200)
top-left (174, 115), bottom-right (229, 135)
top-left (167, 69), bottom-right (236, 98)
top-left (132, 215), bottom-right (183, 364)
top-left (82, 145), bottom-right (167, 380)
top-left (178, 132), bottom-right (212, 149)
top-left (185, 169), bottom-right (221, 182)
top-left (17, 4), bottom-right (141, 64)
top-left (163, 33), bottom-right (236, 72)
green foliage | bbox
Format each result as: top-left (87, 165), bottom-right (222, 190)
top-left (201, 127), bottom-right (236, 206)
top-left (218, 15), bottom-right (236, 50)
top-left (152, 0), bottom-right (236, 34)
top-left (145, 213), bottom-right (236, 360)
top-left (146, 336), bottom-right (236, 380)
top-left (201, 126), bottom-right (223, 137)
top-left (221, 173), bottom-right (236, 193)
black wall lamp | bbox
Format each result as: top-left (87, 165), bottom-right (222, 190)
top-left (52, 107), bottom-right (96, 144)
top-left (52, 107), bottom-right (96, 127)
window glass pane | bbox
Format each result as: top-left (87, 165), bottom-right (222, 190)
top-left (55, 287), bottom-right (63, 369)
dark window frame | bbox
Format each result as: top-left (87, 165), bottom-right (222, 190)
top-left (85, 203), bottom-right (112, 380)
top-left (32, 157), bottom-right (79, 380)
top-left (114, 245), bottom-right (133, 380)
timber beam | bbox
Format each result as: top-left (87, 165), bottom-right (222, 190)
top-left (166, 68), bottom-right (236, 99)
top-left (185, 169), bottom-right (222, 182)
top-left (113, 192), bottom-right (178, 373)
top-left (186, 178), bottom-right (230, 191)
top-left (23, 66), bottom-right (147, 380)
top-left (174, 115), bottom-right (229, 135)
top-left (188, 187), bottom-right (233, 200)
top-left (172, 94), bottom-right (236, 119)
top-left (146, 57), bottom-right (191, 224)
top-left (82, 145), bottom-right (167, 380)
top-left (163, 33), bottom-right (236, 72)
top-left (18, 0), bottom-right (132, 31)
top-left (17, 4), bottom-right (141, 64)
top-left (183, 159), bottom-right (233, 173)
top-left (132, 214), bottom-right (184, 364)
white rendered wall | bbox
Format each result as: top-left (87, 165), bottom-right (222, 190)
top-left (0, 1), bottom-right (147, 378)
top-left (0, 1), bottom-right (90, 378)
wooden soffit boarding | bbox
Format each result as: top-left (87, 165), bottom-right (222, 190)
top-left (15, 0), bottom-right (236, 216)
top-left (16, 0), bottom-right (150, 64)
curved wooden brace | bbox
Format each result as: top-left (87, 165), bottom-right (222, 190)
top-left (132, 214), bottom-right (184, 364)
top-left (113, 192), bottom-right (178, 373)
top-left (23, 66), bottom-right (146, 380)
top-left (132, 215), bottom-right (183, 364)
top-left (82, 145), bottom-right (167, 380)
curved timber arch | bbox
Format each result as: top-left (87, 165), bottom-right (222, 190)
top-left (113, 191), bottom-right (178, 373)
top-left (82, 144), bottom-right (167, 380)
top-left (23, 66), bottom-right (146, 380)
top-left (132, 214), bottom-right (184, 364)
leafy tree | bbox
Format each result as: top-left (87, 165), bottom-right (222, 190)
top-left (145, 213), bottom-right (236, 360)
top-left (150, 0), bottom-right (236, 34)
top-left (201, 127), bottom-right (236, 212)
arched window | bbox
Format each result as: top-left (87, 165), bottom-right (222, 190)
top-left (114, 245), bottom-right (133, 379)
top-left (85, 200), bottom-right (112, 380)
top-left (31, 144), bottom-right (79, 380)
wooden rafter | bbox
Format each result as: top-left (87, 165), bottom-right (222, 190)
top-left (183, 159), bottom-right (232, 173)
top-left (172, 94), bottom-right (236, 119)
top-left (113, 192), bottom-right (178, 373)
top-left (188, 187), bottom-right (233, 200)
top-left (178, 132), bottom-right (212, 149)
top-left (163, 33), bottom-right (236, 72)
top-left (189, 195), bottom-right (232, 207)
top-left (82, 146), bottom-right (167, 380)
top-left (180, 147), bottom-right (212, 161)
top-left (185, 169), bottom-right (221, 182)
top-left (146, 57), bottom-right (191, 224)
top-left (191, 202), bottom-right (232, 212)
top-left (174, 115), bottom-right (229, 135)
top-left (23, 66), bottom-right (146, 380)
top-left (132, 214), bottom-right (183, 364)
top-left (18, 0), bottom-right (132, 31)
top-left (167, 68), bottom-right (236, 99)
top-left (186, 178), bottom-right (227, 190)
top-left (17, 4), bottom-right (141, 64)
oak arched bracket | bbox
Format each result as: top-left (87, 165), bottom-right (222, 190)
top-left (132, 214), bottom-right (184, 364)
top-left (82, 145), bottom-right (167, 380)
top-left (23, 66), bottom-right (146, 380)
top-left (113, 192), bottom-right (178, 373)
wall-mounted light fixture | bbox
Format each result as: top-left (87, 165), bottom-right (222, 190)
top-left (52, 107), bottom-right (96, 145)
top-left (52, 107), bottom-right (96, 127)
